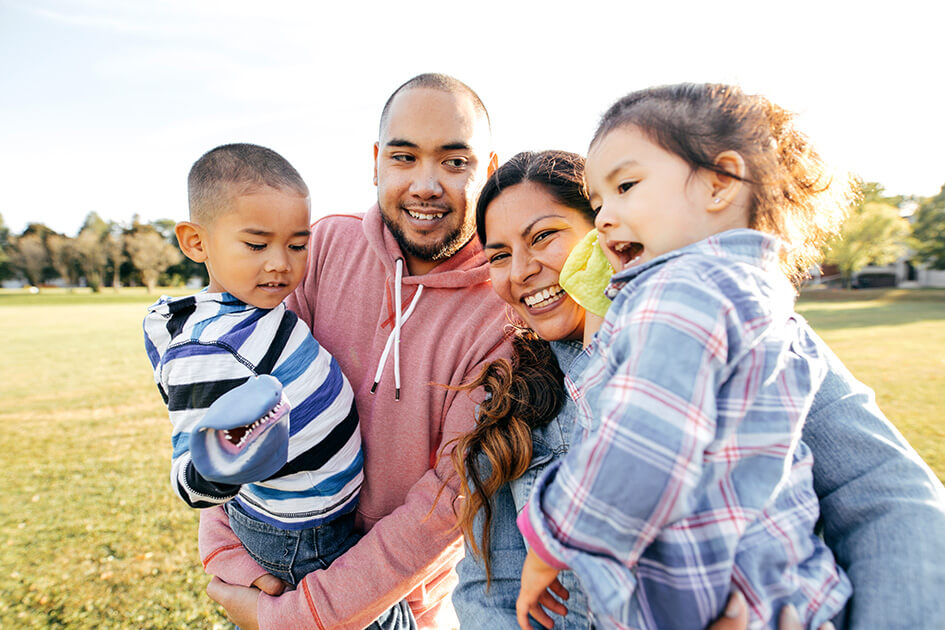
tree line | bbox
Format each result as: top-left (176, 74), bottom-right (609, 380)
top-left (824, 181), bottom-right (945, 287)
top-left (1, 180), bottom-right (944, 292)
top-left (0, 212), bottom-right (205, 293)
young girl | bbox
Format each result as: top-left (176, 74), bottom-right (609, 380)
top-left (515, 84), bottom-right (855, 629)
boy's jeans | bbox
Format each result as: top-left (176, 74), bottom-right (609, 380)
top-left (225, 501), bottom-right (416, 629)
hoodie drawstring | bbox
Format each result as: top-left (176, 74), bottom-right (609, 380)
top-left (371, 258), bottom-right (424, 400)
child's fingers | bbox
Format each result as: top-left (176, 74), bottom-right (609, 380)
top-left (517, 600), bottom-right (554, 629)
top-left (548, 577), bottom-right (570, 601)
top-left (538, 587), bottom-right (568, 617)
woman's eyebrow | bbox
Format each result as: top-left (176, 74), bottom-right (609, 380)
top-left (520, 214), bottom-right (564, 237)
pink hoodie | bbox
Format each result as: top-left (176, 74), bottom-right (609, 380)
top-left (199, 205), bottom-right (511, 629)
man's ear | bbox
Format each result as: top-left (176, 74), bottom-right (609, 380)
top-left (487, 152), bottom-right (499, 177)
top-left (373, 142), bottom-right (380, 186)
top-left (706, 150), bottom-right (747, 212)
top-left (175, 221), bottom-right (208, 263)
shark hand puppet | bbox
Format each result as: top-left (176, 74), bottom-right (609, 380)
top-left (189, 374), bottom-right (290, 485)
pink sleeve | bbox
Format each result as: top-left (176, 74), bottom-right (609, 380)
top-left (516, 501), bottom-right (569, 570)
top-left (198, 506), bottom-right (269, 588)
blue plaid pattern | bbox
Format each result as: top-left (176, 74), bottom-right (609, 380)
top-left (521, 230), bottom-right (851, 629)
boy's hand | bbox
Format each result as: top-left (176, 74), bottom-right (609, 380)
top-left (517, 548), bottom-right (566, 629)
top-left (251, 573), bottom-right (287, 596)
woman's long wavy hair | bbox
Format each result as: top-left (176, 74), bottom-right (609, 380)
top-left (448, 150), bottom-right (595, 582)
top-left (592, 83), bottom-right (859, 285)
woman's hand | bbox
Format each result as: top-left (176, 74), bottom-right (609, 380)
top-left (707, 592), bottom-right (837, 630)
top-left (516, 549), bottom-right (568, 629)
top-left (206, 576), bottom-right (262, 630)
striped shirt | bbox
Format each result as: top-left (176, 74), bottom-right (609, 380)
top-left (520, 230), bottom-right (851, 629)
top-left (143, 291), bottom-right (362, 530)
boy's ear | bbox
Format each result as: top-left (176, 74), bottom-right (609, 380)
top-left (706, 151), bottom-right (747, 212)
top-left (175, 221), bottom-right (208, 263)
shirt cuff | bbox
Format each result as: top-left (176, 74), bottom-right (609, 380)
top-left (517, 501), bottom-right (570, 571)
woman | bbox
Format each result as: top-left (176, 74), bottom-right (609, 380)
top-left (451, 150), bottom-right (945, 629)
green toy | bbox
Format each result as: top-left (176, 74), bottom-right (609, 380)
top-left (559, 229), bottom-right (614, 317)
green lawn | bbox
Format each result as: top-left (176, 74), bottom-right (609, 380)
top-left (0, 287), bottom-right (943, 628)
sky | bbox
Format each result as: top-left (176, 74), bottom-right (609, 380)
top-left (1, 0), bottom-right (943, 236)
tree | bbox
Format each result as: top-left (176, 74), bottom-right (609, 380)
top-left (0, 213), bottom-right (13, 281)
top-left (125, 228), bottom-right (181, 293)
top-left (912, 183), bottom-right (945, 269)
top-left (102, 227), bottom-right (125, 290)
top-left (46, 233), bottom-right (80, 286)
top-left (73, 228), bottom-right (109, 291)
top-left (10, 233), bottom-right (49, 286)
top-left (825, 201), bottom-right (912, 287)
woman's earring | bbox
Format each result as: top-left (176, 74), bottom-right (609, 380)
top-left (713, 198), bottom-right (721, 204)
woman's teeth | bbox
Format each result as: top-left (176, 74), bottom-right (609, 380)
top-left (524, 285), bottom-right (565, 308)
top-left (407, 209), bottom-right (444, 221)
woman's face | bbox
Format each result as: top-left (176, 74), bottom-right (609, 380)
top-left (482, 182), bottom-right (594, 342)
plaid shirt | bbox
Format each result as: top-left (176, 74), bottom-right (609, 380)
top-left (519, 230), bottom-right (851, 629)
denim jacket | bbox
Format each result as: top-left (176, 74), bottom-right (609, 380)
top-left (454, 340), bottom-right (591, 629)
top-left (453, 336), bottom-right (945, 629)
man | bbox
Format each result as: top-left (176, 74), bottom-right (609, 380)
top-left (200, 74), bottom-right (508, 630)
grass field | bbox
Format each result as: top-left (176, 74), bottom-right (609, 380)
top-left (1, 286), bottom-right (943, 628)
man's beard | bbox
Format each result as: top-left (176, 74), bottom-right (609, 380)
top-left (381, 205), bottom-right (475, 263)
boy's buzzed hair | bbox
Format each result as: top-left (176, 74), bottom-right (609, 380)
top-left (378, 73), bottom-right (491, 137)
top-left (188, 143), bottom-right (309, 223)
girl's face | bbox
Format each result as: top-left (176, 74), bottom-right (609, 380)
top-left (483, 182), bottom-right (594, 343)
top-left (586, 125), bottom-right (716, 272)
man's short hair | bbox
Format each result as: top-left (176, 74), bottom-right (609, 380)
top-left (378, 73), bottom-right (491, 137)
top-left (187, 143), bottom-right (309, 223)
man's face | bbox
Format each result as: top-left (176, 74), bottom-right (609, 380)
top-left (374, 87), bottom-right (493, 274)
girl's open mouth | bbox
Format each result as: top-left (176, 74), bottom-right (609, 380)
top-left (611, 241), bottom-right (645, 269)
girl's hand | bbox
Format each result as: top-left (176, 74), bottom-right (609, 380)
top-left (206, 576), bottom-right (261, 630)
top-left (516, 549), bottom-right (566, 629)
top-left (707, 592), bottom-right (837, 630)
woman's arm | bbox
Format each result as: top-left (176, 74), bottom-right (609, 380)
top-left (804, 332), bottom-right (945, 629)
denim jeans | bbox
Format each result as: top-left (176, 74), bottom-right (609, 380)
top-left (225, 501), bottom-right (417, 629)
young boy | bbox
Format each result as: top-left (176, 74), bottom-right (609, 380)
top-left (143, 143), bottom-right (364, 589)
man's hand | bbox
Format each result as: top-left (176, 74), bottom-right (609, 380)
top-left (206, 576), bottom-right (262, 630)
top-left (706, 592), bottom-right (837, 630)
top-left (516, 548), bottom-right (567, 629)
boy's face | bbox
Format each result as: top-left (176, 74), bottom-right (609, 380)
top-left (202, 187), bottom-right (311, 309)
top-left (586, 125), bottom-right (716, 273)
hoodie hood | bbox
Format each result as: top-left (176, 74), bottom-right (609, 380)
top-left (361, 204), bottom-right (491, 289)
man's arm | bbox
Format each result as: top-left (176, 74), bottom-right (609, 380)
top-left (200, 344), bottom-right (508, 630)
top-left (804, 332), bottom-right (945, 629)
